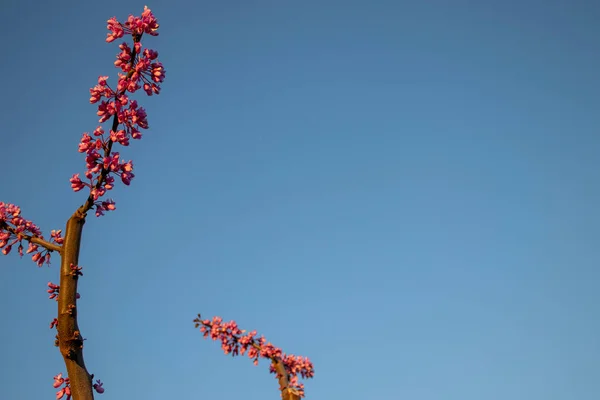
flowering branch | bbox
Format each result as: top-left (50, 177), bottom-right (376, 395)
top-left (0, 220), bottom-right (62, 253)
top-left (53, 7), bottom-right (164, 400)
top-left (0, 204), bottom-right (64, 266)
top-left (27, 235), bottom-right (62, 253)
top-left (194, 315), bottom-right (315, 399)
top-left (2, 6), bottom-right (164, 400)
top-left (3, 5), bottom-right (315, 400)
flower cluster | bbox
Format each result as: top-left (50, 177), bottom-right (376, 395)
top-left (72, 6), bottom-right (165, 217)
top-left (93, 380), bottom-right (105, 394)
top-left (53, 373), bottom-right (104, 399)
top-left (106, 5), bottom-right (159, 42)
top-left (53, 374), bottom-right (71, 400)
top-left (193, 315), bottom-right (314, 397)
top-left (0, 202), bottom-right (62, 266)
top-left (47, 282), bottom-right (80, 301)
top-left (47, 282), bottom-right (60, 300)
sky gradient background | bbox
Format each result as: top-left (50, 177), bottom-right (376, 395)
top-left (1, 1), bottom-right (599, 399)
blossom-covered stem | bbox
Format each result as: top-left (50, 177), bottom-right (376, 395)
top-left (57, 210), bottom-right (94, 400)
top-left (80, 43), bottom-right (138, 215)
top-left (0, 221), bottom-right (62, 253)
top-left (194, 316), bottom-right (313, 398)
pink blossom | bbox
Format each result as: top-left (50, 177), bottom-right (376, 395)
top-left (93, 126), bottom-right (105, 136)
top-left (93, 379), bottom-right (105, 394)
top-left (102, 200), bottom-right (116, 211)
top-left (78, 133), bottom-right (93, 153)
top-left (140, 6), bottom-right (160, 35)
top-left (106, 17), bottom-right (124, 42)
top-left (151, 62), bottom-right (166, 83)
top-left (120, 171), bottom-right (135, 185)
top-left (53, 374), bottom-right (64, 388)
top-left (70, 263), bottom-right (83, 276)
top-left (69, 174), bottom-right (85, 192)
top-left (50, 230), bottom-right (64, 245)
top-left (97, 100), bottom-right (117, 123)
top-left (56, 385), bottom-right (71, 400)
top-left (0, 202), bottom-right (54, 266)
top-left (104, 175), bottom-right (115, 190)
top-left (143, 48), bottom-right (158, 60)
top-left (26, 242), bottom-right (38, 254)
top-left (110, 129), bottom-right (129, 146)
top-left (114, 43), bottom-right (132, 71)
top-left (37, 253), bottom-right (48, 267)
top-left (95, 199), bottom-right (117, 217)
top-left (47, 282), bottom-right (60, 300)
top-left (90, 76), bottom-right (114, 103)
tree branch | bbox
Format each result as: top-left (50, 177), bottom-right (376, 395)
top-left (194, 316), bottom-right (310, 399)
top-left (271, 357), bottom-right (302, 400)
top-left (0, 221), bottom-right (62, 253)
top-left (57, 209), bottom-right (94, 400)
top-left (29, 235), bottom-right (62, 253)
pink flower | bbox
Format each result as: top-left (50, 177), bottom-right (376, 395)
top-left (93, 126), bottom-right (105, 136)
top-left (143, 48), bottom-right (158, 60)
top-left (93, 379), bottom-right (105, 394)
top-left (56, 386), bottom-right (71, 400)
top-left (37, 253), bottom-right (47, 267)
top-left (26, 242), bottom-right (38, 254)
top-left (104, 175), bottom-right (115, 190)
top-left (102, 200), bottom-right (116, 211)
top-left (120, 171), bottom-right (134, 185)
top-left (97, 100), bottom-right (117, 123)
top-left (114, 43), bottom-right (132, 71)
top-left (106, 17), bottom-right (124, 42)
top-left (151, 62), bottom-right (166, 83)
top-left (90, 77), bottom-right (114, 103)
top-left (47, 282), bottom-right (60, 300)
top-left (69, 174), bottom-right (85, 192)
top-left (50, 230), bottom-right (64, 245)
top-left (53, 374), bottom-right (64, 388)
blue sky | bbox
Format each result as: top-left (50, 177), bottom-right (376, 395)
top-left (1, 1), bottom-right (599, 399)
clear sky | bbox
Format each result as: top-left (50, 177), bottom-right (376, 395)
top-left (1, 1), bottom-right (599, 399)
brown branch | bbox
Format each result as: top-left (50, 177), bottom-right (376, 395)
top-left (0, 221), bottom-right (62, 253)
top-left (235, 335), bottom-right (303, 399)
top-left (30, 235), bottom-right (62, 253)
top-left (271, 357), bottom-right (302, 400)
top-left (57, 209), bottom-right (93, 400)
